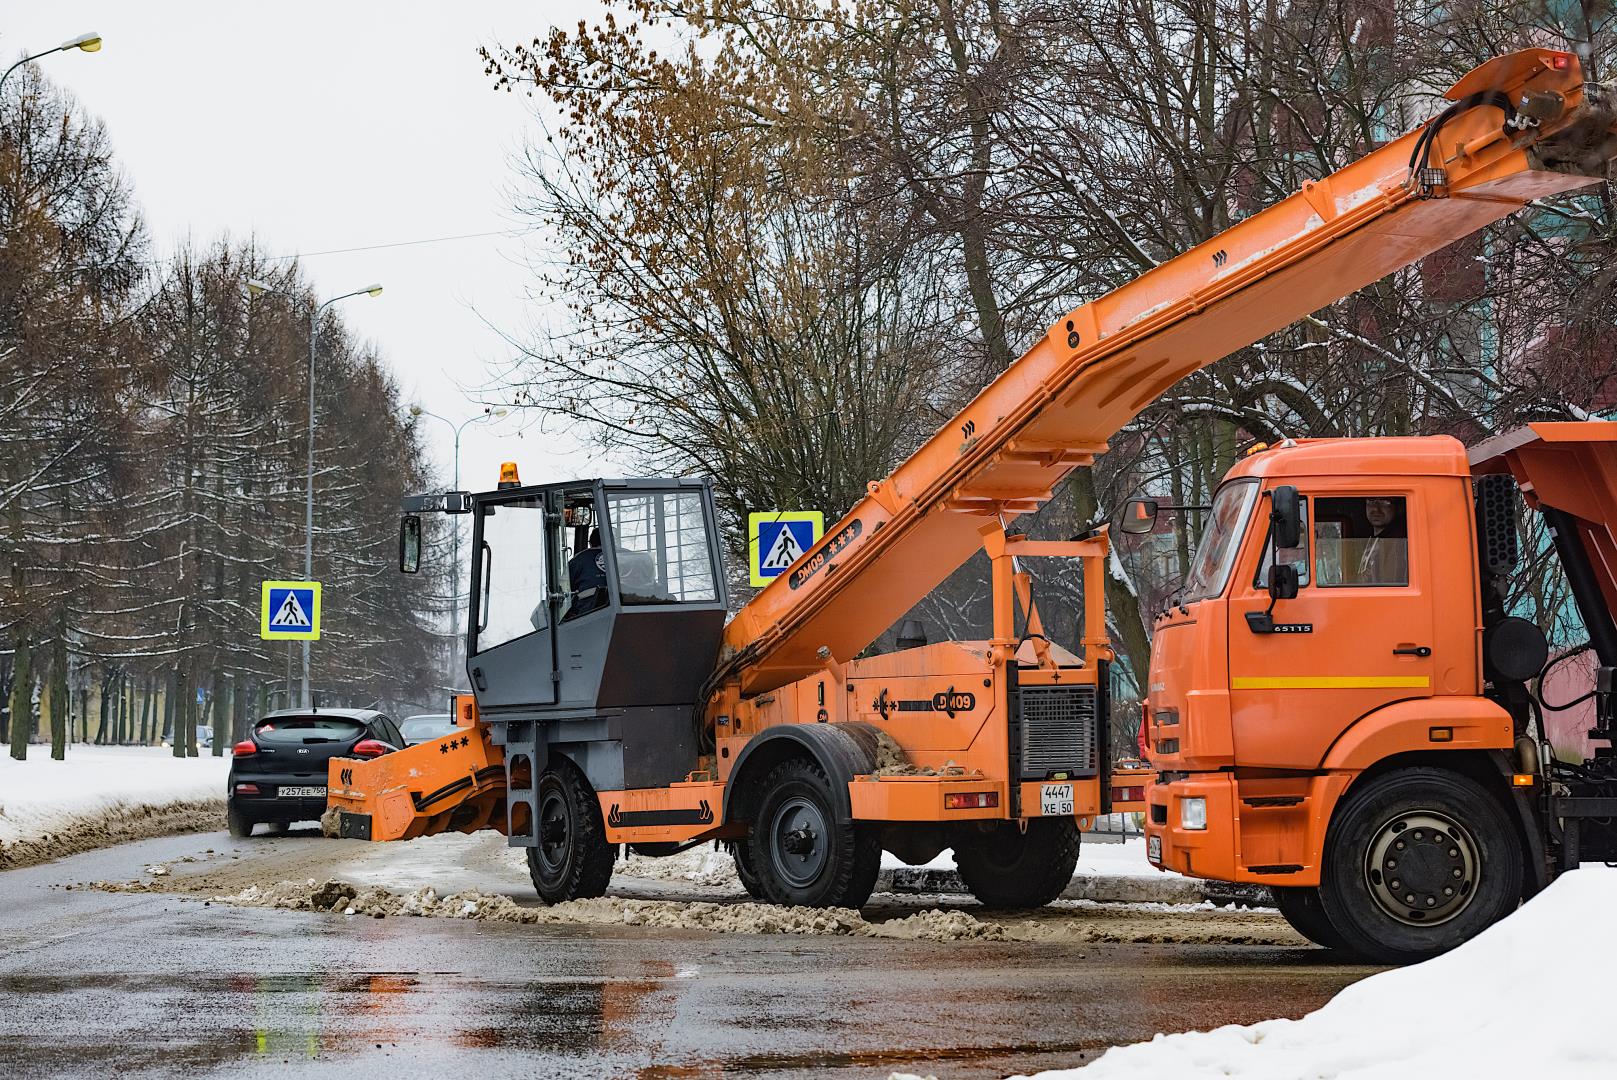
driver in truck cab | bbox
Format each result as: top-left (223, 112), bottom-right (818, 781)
top-left (566, 528), bottom-right (608, 619)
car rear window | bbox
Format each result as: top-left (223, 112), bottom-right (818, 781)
top-left (401, 716), bottom-right (456, 741)
top-left (254, 716), bottom-right (365, 745)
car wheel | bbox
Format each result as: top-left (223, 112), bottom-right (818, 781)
top-left (526, 758), bottom-right (615, 905)
top-left (1319, 767), bottom-right (1522, 965)
top-left (227, 804), bottom-right (255, 839)
top-left (747, 757), bottom-right (880, 909)
top-left (955, 817), bottom-right (1081, 909)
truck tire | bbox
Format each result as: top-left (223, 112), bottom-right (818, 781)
top-left (526, 759), bottom-right (615, 905)
top-left (748, 757), bottom-right (880, 909)
top-left (227, 805), bottom-right (255, 839)
top-left (955, 818), bottom-right (1081, 908)
top-left (727, 840), bottom-right (767, 901)
top-left (1271, 886), bottom-right (1352, 952)
top-left (1319, 767), bottom-right (1522, 965)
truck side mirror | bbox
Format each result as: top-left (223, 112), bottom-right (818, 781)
top-left (1270, 485), bottom-right (1301, 549)
top-left (399, 515), bottom-right (422, 574)
top-left (1119, 498), bottom-right (1159, 535)
top-left (1267, 563), bottom-right (1299, 601)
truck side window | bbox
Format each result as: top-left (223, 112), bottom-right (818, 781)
top-left (1314, 496), bottom-right (1409, 587)
top-left (1254, 496), bottom-right (1310, 587)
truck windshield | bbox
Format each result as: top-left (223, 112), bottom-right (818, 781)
top-left (1181, 480), bottom-right (1259, 603)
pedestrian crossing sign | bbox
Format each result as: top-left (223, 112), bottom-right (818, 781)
top-left (748, 511), bottom-right (824, 587)
top-left (260, 580), bottom-right (322, 641)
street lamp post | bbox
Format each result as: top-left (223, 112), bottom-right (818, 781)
top-left (409, 405), bottom-right (507, 686)
top-left (247, 279), bottom-right (383, 708)
top-left (0, 32), bottom-right (102, 99)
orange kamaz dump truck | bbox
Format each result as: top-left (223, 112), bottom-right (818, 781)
top-left (1138, 426), bottom-right (1617, 965)
top-left (329, 48), bottom-right (1617, 926)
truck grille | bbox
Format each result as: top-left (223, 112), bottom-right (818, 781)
top-left (1018, 685), bottom-right (1099, 779)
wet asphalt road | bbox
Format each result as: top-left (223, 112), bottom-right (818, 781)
top-left (0, 833), bottom-right (1373, 1079)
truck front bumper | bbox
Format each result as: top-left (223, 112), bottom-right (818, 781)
top-left (1144, 772), bottom-right (1338, 888)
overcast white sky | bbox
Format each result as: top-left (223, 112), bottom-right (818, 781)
top-left (3, 0), bottom-right (610, 492)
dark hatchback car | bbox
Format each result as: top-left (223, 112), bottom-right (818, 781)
top-left (227, 709), bottom-right (402, 837)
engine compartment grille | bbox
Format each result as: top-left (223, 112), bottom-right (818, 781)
top-left (1017, 684), bottom-right (1099, 779)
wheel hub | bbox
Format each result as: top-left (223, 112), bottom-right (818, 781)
top-left (537, 789), bottom-right (570, 874)
top-left (770, 796), bottom-right (829, 889)
top-left (1363, 810), bottom-right (1478, 927)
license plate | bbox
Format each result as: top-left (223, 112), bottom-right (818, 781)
top-left (1148, 835), bottom-right (1163, 863)
top-left (1039, 782), bottom-right (1074, 816)
top-left (279, 786), bottom-right (325, 798)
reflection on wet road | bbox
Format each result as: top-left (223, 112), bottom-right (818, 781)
top-left (0, 833), bottom-right (1375, 1078)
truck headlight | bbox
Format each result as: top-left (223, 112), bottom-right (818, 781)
top-left (1180, 797), bottom-right (1207, 831)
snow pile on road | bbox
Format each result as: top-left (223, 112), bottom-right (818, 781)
top-left (614, 844), bottom-right (741, 887)
top-left (0, 747), bottom-right (228, 868)
top-left (210, 877), bottom-right (1010, 940)
top-left (1008, 865), bottom-right (1617, 1080)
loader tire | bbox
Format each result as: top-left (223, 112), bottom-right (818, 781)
top-left (727, 840), bottom-right (767, 900)
top-left (748, 757), bottom-right (880, 909)
top-left (955, 817), bottom-right (1081, 909)
top-left (1319, 767), bottom-right (1521, 966)
top-left (527, 759), bottom-right (615, 905)
top-left (1271, 886), bottom-right (1352, 952)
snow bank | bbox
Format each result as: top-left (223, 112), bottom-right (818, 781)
top-left (1013, 865), bottom-right (1617, 1080)
top-left (0, 747), bottom-right (228, 864)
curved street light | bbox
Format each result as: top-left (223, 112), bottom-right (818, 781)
top-left (245, 278), bottom-right (384, 707)
top-left (0, 32), bottom-right (103, 99)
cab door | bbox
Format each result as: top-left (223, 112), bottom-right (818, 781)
top-left (1226, 485), bottom-right (1436, 769)
top-left (466, 490), bottom-right (559, 709)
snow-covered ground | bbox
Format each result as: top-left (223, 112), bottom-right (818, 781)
top-left (998, 865), bottom-right (1617, 1080)
top-left (880, 835), bottom-right (1180, 880)
top-left (0, 746), bottom-right (229, 849)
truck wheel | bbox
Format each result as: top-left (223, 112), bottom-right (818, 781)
top-left (226, 805), bottom-right (255, 839)
top-left (727, 840), bottom-right (768, 901)
top-left (1319, 767), bottom-right (1522, 965)
top-left (1271, 886), bottom-right (1352, 952)
top-left (526, 760), bottom-right (615, 905)
top-left (955, 818), bottom-right (1081, 908)
top-left (748, 758), bottom-right (880, 909)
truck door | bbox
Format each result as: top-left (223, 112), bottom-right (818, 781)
top-left (467, 492), bottom-right (558, 709)
top-left (1226, 488), bottom-right (1436, 769)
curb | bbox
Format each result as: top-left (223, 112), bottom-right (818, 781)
top-left (879, 865), bottom-right (1273, 907)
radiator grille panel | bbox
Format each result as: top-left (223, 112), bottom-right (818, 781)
top-left (1018, 685), bottom-right (1099, 779)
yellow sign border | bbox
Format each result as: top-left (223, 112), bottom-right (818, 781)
top-left (260, 580), bottom-right (322, 640)
top-left (747, 511), bottom-right (824, 588)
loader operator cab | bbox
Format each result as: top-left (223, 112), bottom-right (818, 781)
top-left (399, 472), bottom-right (728, 792)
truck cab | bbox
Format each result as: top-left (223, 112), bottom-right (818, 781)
top-left (1140, 436), bottom-right (1530, 961)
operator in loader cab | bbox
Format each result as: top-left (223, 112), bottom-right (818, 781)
top-left (566, 528), bottom-right (608, 619)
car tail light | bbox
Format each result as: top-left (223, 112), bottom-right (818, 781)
top-left (234, 783), bottom-right (260, 795)
top-left (944, 791), bottom-right (998, 810)
top-left (232, 741), bottom-right (257, 757)
top-left (352, 739), bottom-right (388, 759)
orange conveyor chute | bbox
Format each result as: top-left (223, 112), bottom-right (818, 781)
top-left (720, 49), bottom-right (1617, 696)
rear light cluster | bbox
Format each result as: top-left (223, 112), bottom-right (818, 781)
top-left (1113, 785), bottom-right (1145, 803)
top-left (234, 783), bottom-right (260, 795)
top-left (944, 791), bottom-right (998, 810)
top-left (232, 741), bottom-right (257, 757)
top-left (352, 739), bottom-right (388, 759)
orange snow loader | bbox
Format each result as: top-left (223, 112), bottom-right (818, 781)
top-left (331, 48), bottom-right (1617, 927)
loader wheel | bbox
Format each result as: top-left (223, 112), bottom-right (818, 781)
top-left (526, 760), bottom-right (615, 905)
top-left (955, 817), bottom-right (1081, 909)
top-left (226, 805), bottom-right (255, 839)
top-left (1319, 767), bottom-right (1521, 966)
top-left (1271, 886), bottom-right (1352, 952)
top-left (749, 758), bottom-right (880, 909)
top-left (727, 840), bottom-right (767, 901)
